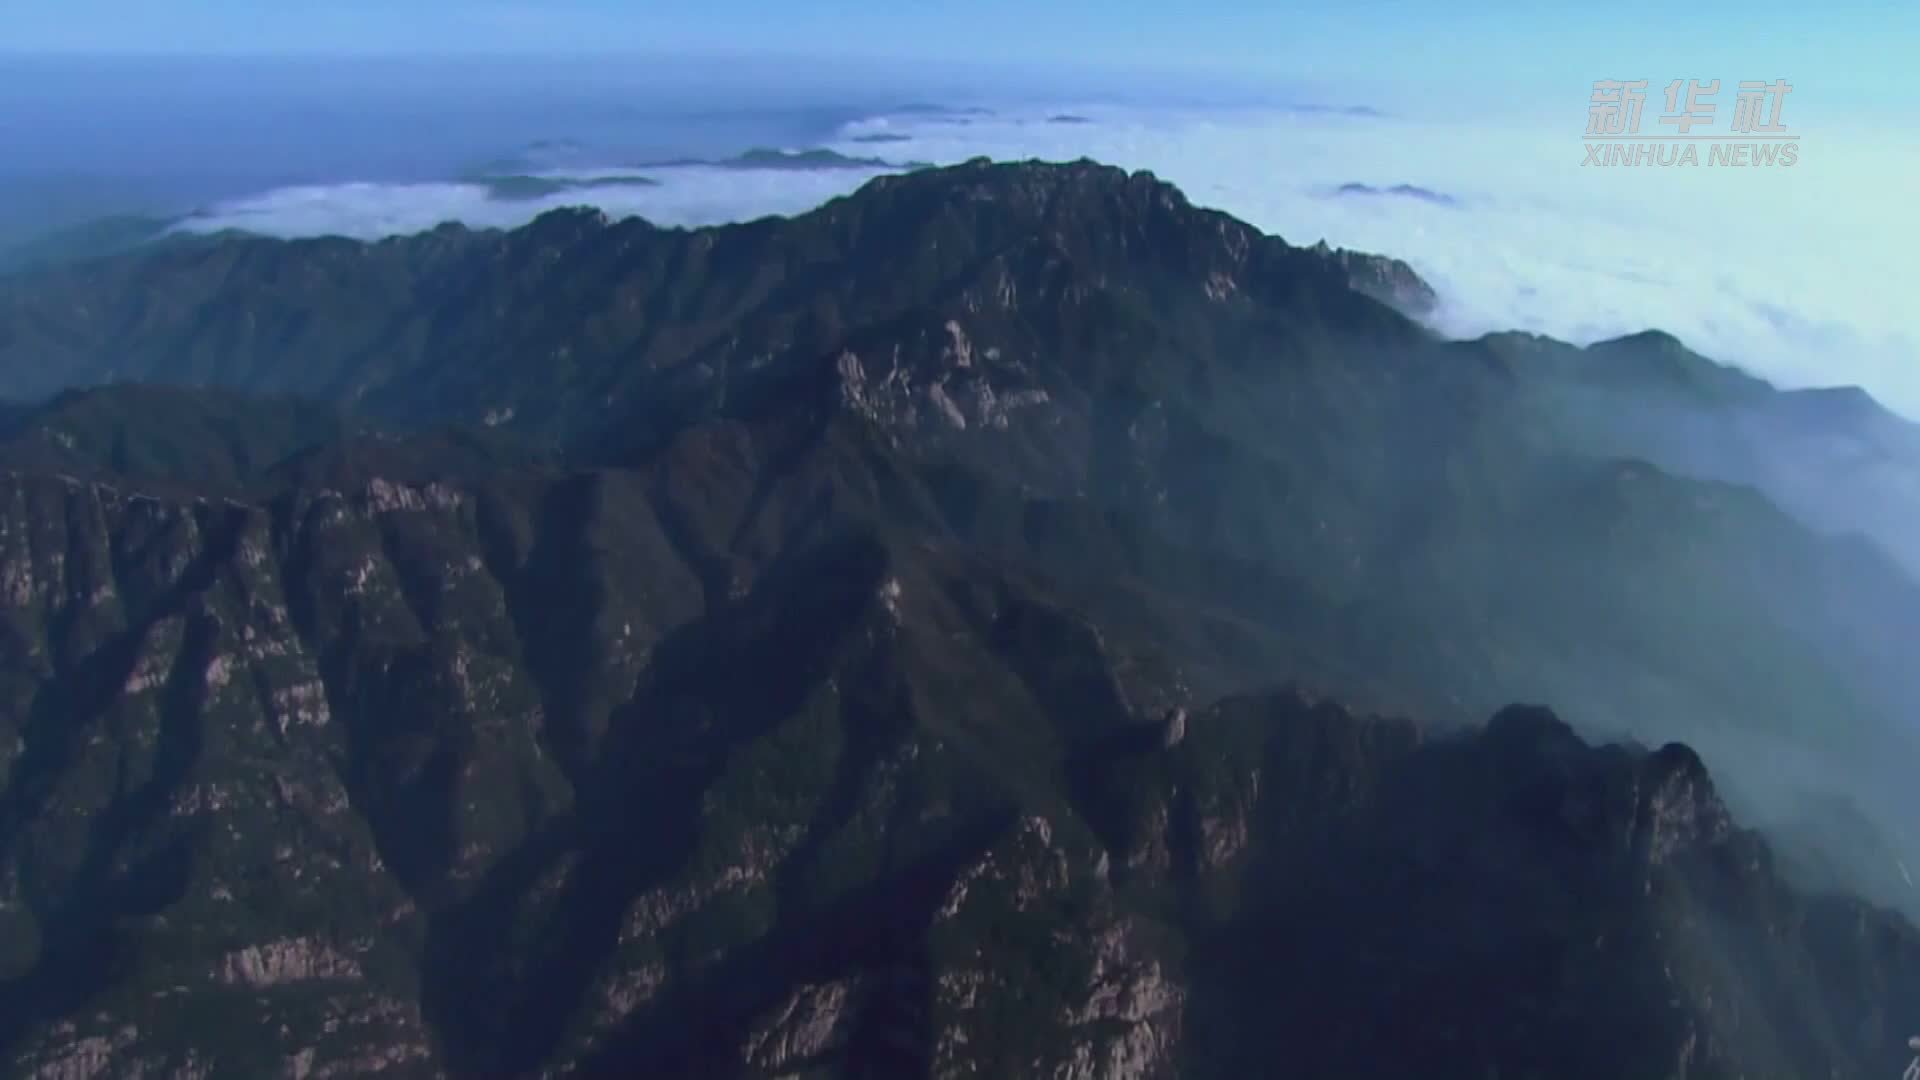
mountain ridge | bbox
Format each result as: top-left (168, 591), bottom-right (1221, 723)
top-left (0, 450), bottom-right (1915, 1078)
top-left (0, 158), bottom-right (1916, 1077)
top-left (5, 159), bottom-right (1908, 437)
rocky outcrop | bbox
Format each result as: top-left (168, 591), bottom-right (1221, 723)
top-left (1318, 240), bottom-right (1440, 316)
top-left (740, 978), bottom-right (864, 1073)
top-left (16, 1026), bottom-right (140, 1080)
top-left (216, 938), bottom-right (363, 988)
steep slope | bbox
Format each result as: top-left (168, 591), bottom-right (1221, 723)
top-left (1492, 329), bottom-right (1920, 581)
top-left (0, 159), bottom-right (1437, 443)
top-left (1, 420), bottom-right (1917, 1079)
top-left (0, 384), bottom-right (361, 496)
top-left (0, 159), bottom-right (1916, 1077)
top-left (4, 162), bottom-right (1918, 912)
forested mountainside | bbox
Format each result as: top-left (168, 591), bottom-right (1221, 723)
top-left (0, 159), bottom-right (1916, 1078)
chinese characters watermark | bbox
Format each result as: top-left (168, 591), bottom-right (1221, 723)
top-left (1584, 78), bottom-right (1798, 167)
top-left (1905, 1035), bottom-right (1920, 1080)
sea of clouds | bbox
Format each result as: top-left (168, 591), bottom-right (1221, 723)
top-left (174, 102), bottom-right (1918, 416)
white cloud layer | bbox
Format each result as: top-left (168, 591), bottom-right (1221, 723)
top-left (176, 103), bottom-right (1919, 416)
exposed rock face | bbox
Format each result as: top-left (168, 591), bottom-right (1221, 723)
top-left (1317, 240), bottom-right (1441, 316)
top-left (0, 160), bottom-right (1916, 1079)
top-left (216, 939), bottom-right (363, 988)
top-left (740, 978), bottom-right (863, 1073)
top-left (12, 434), bottom-right (1909, 1078)
top-left (1160, 707), bottom-right (1188, 749)
top-left (16, 1027), bottom-right (139, 1080)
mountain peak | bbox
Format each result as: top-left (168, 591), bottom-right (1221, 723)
top-left (1, 157), bottom-right (1919, 1079)
top-left (1594, 328), bottom-right (1686, 353)
top-left (1580, 329), bottom-right (1772, 403)
top-left (0, 159), bottom-right (1448, 443)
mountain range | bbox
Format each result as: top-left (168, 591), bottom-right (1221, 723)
top-left (0, 158), bottom-right (1916, 1078)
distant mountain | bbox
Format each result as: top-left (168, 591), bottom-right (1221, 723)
top-left (0, 160), bottom-right (1445, 421)
top-left (1332, 181), bottom-right (1460, 207)
top-left (1488, 328), bottom-right (1920, 580)
top-left (1289, 103), bottom-right (1386, 117)
top-left (470, 173), bottom-right (661, 201)
top-left (635, 147), bottom-right (923, 171)
top-left (0, 159), bottom-right (1916, 1078)
top-left (891, 103), bottom-right (996, 121)
top-left (469, 137), bottom-right (598, 176)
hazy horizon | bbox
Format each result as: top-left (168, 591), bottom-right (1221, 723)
top-left (2, 44), bottom-right (1915, 417)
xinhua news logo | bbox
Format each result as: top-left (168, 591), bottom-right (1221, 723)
top-left (1583, 79), bottom-right (1798, 167)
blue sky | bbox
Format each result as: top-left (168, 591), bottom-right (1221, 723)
top-left (1, 0), bottom-right (1910, 114)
